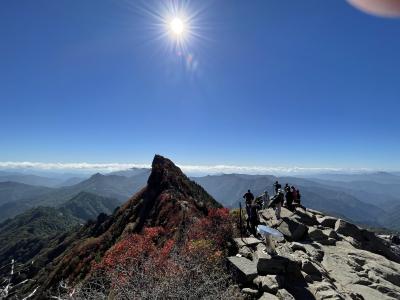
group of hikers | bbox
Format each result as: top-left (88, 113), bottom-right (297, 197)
top-left (242, 181), bottom-right (302, 234)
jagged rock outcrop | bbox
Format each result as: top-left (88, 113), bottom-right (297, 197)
top-left (230, 206), bottom-right (400, 300)
top-left (11, 155), bottom-right (222, 299)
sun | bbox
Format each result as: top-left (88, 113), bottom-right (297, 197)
top-left (170, 17), bottom-right (185, 36)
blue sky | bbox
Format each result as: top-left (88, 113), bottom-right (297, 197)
top-left (1, 0), bottom-right (400, 170)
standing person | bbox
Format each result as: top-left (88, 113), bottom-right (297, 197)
top-left (296, 189), bottom-right (301, 205)
top-left (285, 187), bottom-right (294, 211)
top-left (284, 183), bottom-right (290, 193)
top-left (273, 189), bottom-right (285, 219)
top-left (291, 186), bottom-right (298, 205)
top-left (273, 181), bottom-right (281, 195)
top-left (249, 199), bottom-right (259, 235)
top-left (243, 189), bottom-right (254, 228)
top-left (268, 189), bottom-right (284, 220)
top-left (261, 190), bottom-right (270, 209)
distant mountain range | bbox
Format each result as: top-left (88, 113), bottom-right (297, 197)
top-left (0, 168), bottom-right (399, 231)
top-left (193, 172), bottom-right (400, 230)
top-left (0, 171), bottom-right (88, 187)
top-left (59, 191), bottom-right (120, 222)
top-left (0, 170), bottom-right (151, 221)
top-left (0, 191), bottom-right (120, 268)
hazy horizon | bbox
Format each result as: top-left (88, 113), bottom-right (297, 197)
top-left (0, 158), bottom-right (399, 177)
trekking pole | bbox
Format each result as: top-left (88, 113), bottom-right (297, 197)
top-left (239, 202), bottom-right (243, 239)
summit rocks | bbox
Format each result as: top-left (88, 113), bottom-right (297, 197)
top-left (229, 206), bottom-right (400, 299)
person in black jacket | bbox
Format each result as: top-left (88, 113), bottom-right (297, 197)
top-left (285, 188), bottom-right (294, 211)
top-left (269, 189), bottom-right (284, 219)
top-left (296, 188), bottom-right (301, 205)
top-left (243, 190), bottom-right (254, 228)
top-left (273, 181), bottom-right (281, 195)
top-left (248, 199), bottom-right (259, 235)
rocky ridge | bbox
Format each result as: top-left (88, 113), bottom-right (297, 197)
top-left (228, 206), bottom-right (400, 300)
top-left (2, 155), bottom-right (222, 299)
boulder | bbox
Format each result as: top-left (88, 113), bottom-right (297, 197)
top-left (253, 275), bottom-right (284, 293)
top-left (334, 219), bottom-right (361, 237)
top-left (309, 282), bottom-right (344, 300)
top-left (319, 242), bottom-right (400, 299)
top-left (290, 242), bottom-right (307, 252)
top-left (293, 207), bottom-right (318, 226)
top-left (306, 208), bottom-right (324, 216)
top-left (261, 208), bottom-right (291, 226)
top-left (277, 217), bottom-right (308, 242)
top-left (227, 256), bottom-right (258, 283)
top-left (323, 229), bottom-right (340, 240)
top-left (234, 237), bottom-right (262, 248)
top-left (301, 259), bottom-right (322, 281)
top-left (321, 238), bottom-right (337, 246)
top-left (254, 245), bottom-right (302, 277)
top-left (308, 228), bottom-right (337, 246)
top-left (241, 287), bottom-right (259, 297)
top-left (276, 289), bottom-right (295, 300)
top-left (259, 292), bottom-right (279, 300)
top-left (317, 216), bottom-right (338, 228)
top-left (302, 271), bottom-right (314, 283)
top-left (308, 227), bottom-right (328, 241)
top-left (335, 220), bottom-right (400, 263)
top-left (238, 246), bottom-right (253, 259)
top-left (256, 253), bottom-right (287, 275)
top-left (303, 244), bottom-right (324, 262)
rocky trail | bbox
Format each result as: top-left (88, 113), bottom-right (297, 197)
top-left (228, 206), bottom-right (400, 300)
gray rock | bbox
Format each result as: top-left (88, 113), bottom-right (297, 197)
top-left (239, 245), bottom-right (253, 259)
top-left (335, 219), bottom-right (400, 263)
top-left (293, 207), bottom-right (319, 226)
top-left (253, 275), bottom-right (284, 293)
top-left (334, 219), bottom-right (361, 237)
top-left (276, 289), bottom-right (295, 300)
top-left (257, 253), bottom-right (287, 275)
top-left (255, 245), bottom-right (302, 278)
top-left (321, 238), bottom-right (337, 246)
top-left (323, 229), bottom-right (340, 240)
top-left (258, 292), bottom-right (279, 300)
top-left (308, 227), bottom-right (328, 241)
top-left (277, 217), bottom-right (308, 242)
top-left (303, 244), bottom-right (325, 262)
top-left (309, 282), bottom-right (343, 300)
top-left (301, 259), bottom-right (322, 280)
top-left (290, 242), bottom-right (307, 252)
top-left (241, 287), bottom-right (259, 297)
top-left (320, 241), bottom-right (400, 299)
top-left (227, 256), bottom-right (258, 283)
top-left (317, 216), bottom-right (338, 228)
top-left (234, 237), bottom-right (262, 248)
top-left (309, 228), bottom-right (336, 245)
top-left (302, 271), bottom-right (314, 283)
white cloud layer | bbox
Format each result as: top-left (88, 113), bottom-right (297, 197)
top-left (0, 161), bottom-right (374, 175)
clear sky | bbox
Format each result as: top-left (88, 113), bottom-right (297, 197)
top-left (1, 0), bottom-right (399, 170)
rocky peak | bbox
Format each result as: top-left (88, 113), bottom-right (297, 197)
top-left (18, 155), bottom-right (221, 296)
top-left (147, 154), bottom-right (186, 192)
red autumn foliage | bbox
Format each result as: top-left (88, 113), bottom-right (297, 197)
top-left (187, 208), bottom-right (233, 250)
top-left (93, 227), bottom-right (174, 272)
top-left (91, 207), bottom-right (234, 291)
